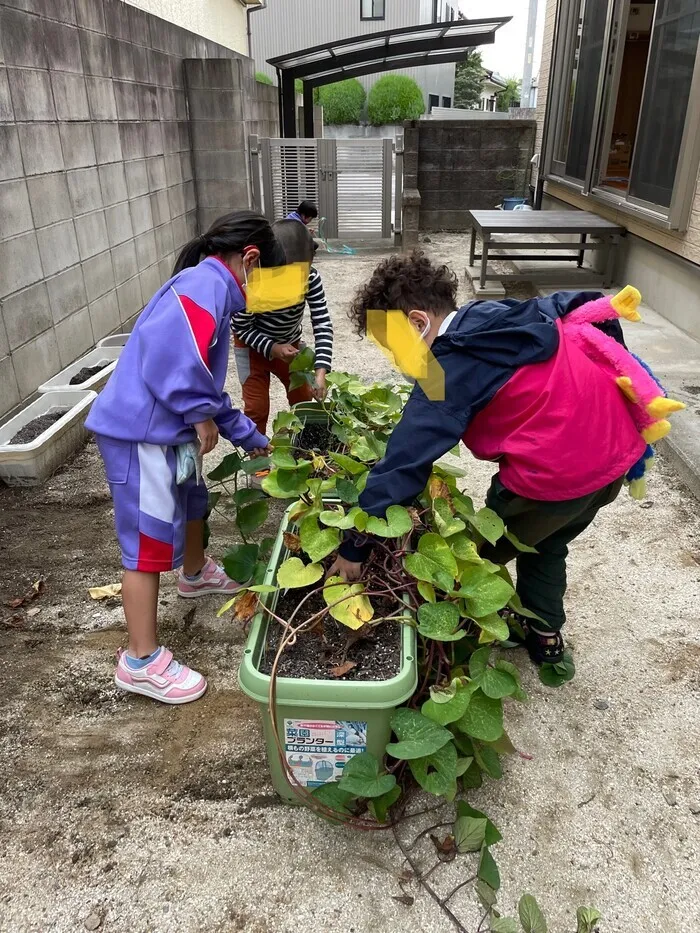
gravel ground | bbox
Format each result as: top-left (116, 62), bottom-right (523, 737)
top-left (0, 234), bottom-right (699, 933)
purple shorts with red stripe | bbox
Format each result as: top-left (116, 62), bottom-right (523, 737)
top-left (96, 435), bottom-right (209, 572)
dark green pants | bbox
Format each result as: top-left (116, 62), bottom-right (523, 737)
top-left (480, 474), bottom-right (624, 631)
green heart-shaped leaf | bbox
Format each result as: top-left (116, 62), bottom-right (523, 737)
top-left (234, 487), bottom-right (266, 507)
top-left (319, 506), bottom-right (367, 530)
top-left (207, 452), bottom-right (243, 481)
top-left (289, 345), bottom-right (315, 372)
top-left (481, 667), bottom-right (518, 699)
top-left (456, 689), bottom-right (504, 742)
top-left (276, 557), bottom-right (324, 589)
top-left (477, 612), bottom-right (510, 643)
top-left (338, 752), bottom-right (396, 798)
top-left (300, 516), bottom-right (341, 563)
top-left (473, 742), bottom-right (503, 779)
top-left (539, 651), bottom-right (576, 687)
top-left (386, 708), bottom-right (452, 760)
top-left (262, 464), bottom-right (312, 499)
top-left (469, 646), bottom-right (491, 680)
top-left (236, 499), bottom-right (269, 537)
top-left (454, 815), bottom-right (487, 853)
top-left (409, 741), bottom-right (459, 798)
top-left (323, 576), bottom-right (373, 630)
top-left (335, 478), bottom-right (360, 504)
top-left (519, 895), bottom-right (548, 933)
top-left (271, 410), bottom-right (303, 434)
top-left (327, 452), bottom-right (367, 476)
top-left (450, 533), bottom-right (482, 563)
top-left (491, 918), bottom-right (519, 933)
top-left (417, 601), bottom-right (465, 641)
top-left (241, 455), bottom-right (272, 475)
top-left (365, 505), bottom-right (412, 538)
top-left (271, 448), bottom-right (300, 469)
top-left (457, 565), bottom-right (514, 617)
top-left (466, 507), bottom-right (505, 545)
top-left (222, 543), bottom-right (259, 583)
top-left (422, 685), bottom-right (471, 725)
top-left (417, 581), bottom-right (436, 603)
top-left (456, 801), bottom-right (503, 846)
top-left (452, 489), bottom-right (475, 517)
top-left (479, 847), bottom-right (500, 891)
top-left (368, 785), bottom-right (401, 823)
top-left (404, 533), bottom-right (458, 592)
top-left (433, 498), bottom-right (466, 537)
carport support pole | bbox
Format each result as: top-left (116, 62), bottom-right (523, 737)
top-left (303, 81), bottom-right (315, 138)
top-left (280, 69), bottom-right (297, 138)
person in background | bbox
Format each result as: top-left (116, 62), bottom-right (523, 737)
top-left (86, 211), bottom-right (281, 705)
top-left (231, 218), bottom-right (333, 437)
top-left (287, 200), bottom-right (318, 229)
top-left (329, 251), bottom-right (648, 668)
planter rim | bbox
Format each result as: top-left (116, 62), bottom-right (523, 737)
top-left (0, 390), bottom-right (96, 451)
top-left (38, 347), bottom-right (122, 393)
top-left (239, 502), bottom-right (418, 709)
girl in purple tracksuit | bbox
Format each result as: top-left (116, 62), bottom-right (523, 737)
top-left (86, 211), bottom-right (284, 705)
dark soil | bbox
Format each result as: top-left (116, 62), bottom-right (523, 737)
top-left (297, 422), bottom-right (334, 452)
top-left (69, 364), bottom-right (107, 385)
top-left (260, 586), bottom-right (402, 681)
top-left (9, 409), bottom-right (69, 445)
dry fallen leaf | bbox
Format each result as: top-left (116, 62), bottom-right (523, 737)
top-left (282, 532), bottom-right (301, 553)
top-left (430, 833), bottom-right (457, 862)
top-left (88, 584), bottom-right (122, 600)
top-left (5, 578), bottom-right (45, 608)
top-left (232, 590), bottom-right (259, 624)
top-left (2, 614), bottom-right (25, 629)
top-left (428, 477), bottom-right (452, 504)
top-left (26, 607), bottom-right (41, 618)
top-left (329, 660), bottom-right (357, 678)
top-left (392, 894), bottom-right (415, 907)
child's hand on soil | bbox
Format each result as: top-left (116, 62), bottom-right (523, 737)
top-left (312, 368), bottom-right (328, 401)
top-left (327, 555), bottom-right (363, 582)
top-left (271, 343), bottom-right (299, 363)
top-left (194, 418), bottom-right (219, 454)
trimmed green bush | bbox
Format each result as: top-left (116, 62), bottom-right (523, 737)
top-left (316, 79), bottom-right (366, 125)
top-left (368, 74), bottom-right (425, 125)
top-left (255, 71), bottom-right (273, 85)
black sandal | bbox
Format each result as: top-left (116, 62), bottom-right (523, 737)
top-left (500, 608), bottom-right (565, 665)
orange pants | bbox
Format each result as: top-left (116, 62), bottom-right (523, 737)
top-left (234, 338), bottom-right (313, 435)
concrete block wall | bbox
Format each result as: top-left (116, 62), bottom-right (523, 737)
top-left (403, 119), bottom-right (536, 232)
top-left (0, 0), bottom-right (273, 419)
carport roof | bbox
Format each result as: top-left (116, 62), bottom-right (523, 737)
top-left (268, 17), bottom-right (511, 87)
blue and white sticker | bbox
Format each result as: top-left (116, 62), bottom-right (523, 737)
top-left (284, 719), bottom-right (368, 787)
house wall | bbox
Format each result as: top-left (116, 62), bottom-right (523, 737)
top-left (124, 0), bottom-right (248, 55)
top-left (535, 0), bottom-right (700, 268)
top-left (404, 118), bottom-right (535, 231)
top-left (0, 0), bottom-right (275, 419)
top-left (250, 0), bottom-right (456, 109)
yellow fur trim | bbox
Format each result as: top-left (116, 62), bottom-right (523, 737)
top-left (616, 376), bottom-right (639, 403)
top-left (611, 285), bottom-right (642, 321)
top-left (628, 478), bottom-right (647, 500)
top-left (646, 397), bottom-right (686, 418)
top-left (642, 420), bottom-right (671, 443)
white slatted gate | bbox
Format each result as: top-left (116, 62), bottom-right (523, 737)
top-left (254, 137), bottom-right (395, 240)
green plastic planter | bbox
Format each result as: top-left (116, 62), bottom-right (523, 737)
top-left (238, 503), bottom-right (417, 804)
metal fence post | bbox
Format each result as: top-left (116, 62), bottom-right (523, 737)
top-left (249, 135), bottom-right (262, 215)
top-left (394, 133), bottom-right (404, 246)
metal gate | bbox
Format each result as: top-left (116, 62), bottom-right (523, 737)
top-left (250, 136), bottom-right (399, 241)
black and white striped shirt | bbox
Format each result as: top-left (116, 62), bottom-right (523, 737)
top-left (230, 266), bottom-right (333, 371)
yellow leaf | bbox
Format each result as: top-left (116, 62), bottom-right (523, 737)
top-left (88, 584), bottom-right (122, 600)
top-left (323, 576), bottom-right (374, 630)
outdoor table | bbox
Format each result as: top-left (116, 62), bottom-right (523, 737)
top-left (467, 210), bottom-right (625, 289)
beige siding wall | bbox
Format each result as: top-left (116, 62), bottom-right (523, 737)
top-left (535, 0), bottom-right (700, 268)
top-left (125, 0), bottom-right (248, 54)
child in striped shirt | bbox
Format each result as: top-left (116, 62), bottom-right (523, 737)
top-left (231, 219), bottom-right (333, 434)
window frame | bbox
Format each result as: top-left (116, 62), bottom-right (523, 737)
top-left (360, 0), bottom-right (386, 21)
top-left (544, 0), bottom-right (700, 232)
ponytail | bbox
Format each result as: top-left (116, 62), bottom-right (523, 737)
top-left (172, 210), bottom-right (285, 276)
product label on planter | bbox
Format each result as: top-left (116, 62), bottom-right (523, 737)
top-left (284, 719), bottom-right (367, 787)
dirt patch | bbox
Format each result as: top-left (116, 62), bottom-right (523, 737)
top-left (69, 364), bottom-right (107, 385)
top-left (261, 587), bottom-right (401, 681)
top-left (9, 409), bottom-right (68, 444)
top-left (682, 384), bottom-right (700, 396)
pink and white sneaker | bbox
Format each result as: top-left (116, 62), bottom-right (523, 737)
top-left (114, 647), bottom-right (207, 704)
top-left (177, 557), bottom-right (242, 598)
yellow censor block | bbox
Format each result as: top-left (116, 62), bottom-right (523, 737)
top-left (246, 262), bottom-right (309, 313)
top-left (366, 310), bottom-right (445, 400)
top-left (610, 285), bottom-right (642, 321)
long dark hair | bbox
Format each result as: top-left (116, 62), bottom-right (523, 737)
top-left (172, 210), bottom-right (285, 275)
top-left (272, 218), bottom-right (315, 265)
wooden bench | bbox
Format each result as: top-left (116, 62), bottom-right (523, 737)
top-left (467, 210), bottom-right (625, 290)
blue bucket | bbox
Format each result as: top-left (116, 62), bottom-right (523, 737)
top-left (502, 197), bottom-right (527, 210)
